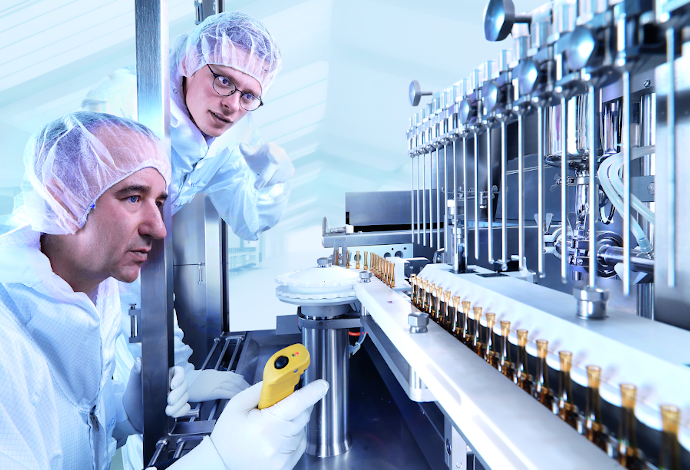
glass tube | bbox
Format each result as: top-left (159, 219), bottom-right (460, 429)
top-left (532, 340), bottom-right (553, 409)
top-left (364, 251), bottom-right (368, 270)
top-left (484, 313), bottom-right (498, 368)
top-left (355, 250), bottom-right (360, 269)
top-left (658, 405), bottom-right (681, 470)
top-left (390, 262), bottom-right (396, 288)
top-left (617, 384), bottom-right (645, 469)
top-left (555, 351), bottom-right (578, 429)
top-left (420, 280), bottom-right (428, 311)
top-left (452, 296), bottom-right (462, 339)
top-left (443, 291), bottom-right (452, 331)
top-left (346, 249), bottom-right (350, 268)
top-left (498, 321), bottom-right (514, 380)
top-left (429, 283), bottom-right (437, 318)
top-left (515, 329), bottom-right (532, 393)
top-left (462, 301), bottom-right (471, 345)
top-left (583, 365), bottom-right (608, 451)
top-left (472, 307), bottom-right (484, 357)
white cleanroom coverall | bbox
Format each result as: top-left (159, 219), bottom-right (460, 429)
top-left (0, 225), bottom-right (133, 470)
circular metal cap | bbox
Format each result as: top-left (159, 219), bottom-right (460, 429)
top-left (484, 0), bottom-right (516, 42)
top-left (409, 80), bottom-right (432, 106)
top-left (317, 257), bottom-right (329, 267)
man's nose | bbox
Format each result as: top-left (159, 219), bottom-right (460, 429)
top-left (220, 91), bottom-right (242, 112)
top-left (140, 201), bottom-right (167, 240)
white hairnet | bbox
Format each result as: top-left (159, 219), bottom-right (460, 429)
top-left (173, 12), bottom-right (282, 96)
top-left (17, 111), bottom-right (172, 235)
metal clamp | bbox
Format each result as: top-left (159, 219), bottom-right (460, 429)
top-left (128, 303), bottom-right (141, 344)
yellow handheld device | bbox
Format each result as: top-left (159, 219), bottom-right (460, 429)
top-left (258, 343), bottom-right (310, 409)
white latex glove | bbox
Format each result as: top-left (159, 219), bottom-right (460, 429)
top-left (186, 369), bottom-right (250, 402)
top-left (167, 379), bottom-right (329, 470)
top-left (123, 359), bottom-right (191, 433)
top-left (239, 142), bottom-right (295, 190)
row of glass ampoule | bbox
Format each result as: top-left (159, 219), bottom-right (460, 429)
top-left (343, 250), bottom-right (396, 287)
top-left (408, 274), bottom-right (682, 470)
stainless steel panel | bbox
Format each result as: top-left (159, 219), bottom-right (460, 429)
top-left (135, 0), bottom-right (172, 463)
top-left (346, 191), bottom-right (415, 227)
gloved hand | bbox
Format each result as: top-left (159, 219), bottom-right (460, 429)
top-left (186, 369), bottom-right (250, 402)
top-left (123, 359), bottom-right (191, 433)
top-left (239, 142), bottom-right (295, 190)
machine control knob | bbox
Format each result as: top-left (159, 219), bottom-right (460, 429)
top-left (317, 257), bottom-right (329, 268)
top-left (359, 271), bottom-right (372, 283)
top-left (274, 355), bottom-right (289, 370)
top-left (408, 312), bottom-right (429, 334)
top-left (409, 80), bottom-right (433, 106)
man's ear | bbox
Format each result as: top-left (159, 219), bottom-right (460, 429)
top-left (43, 178), bottom-right (82, 233)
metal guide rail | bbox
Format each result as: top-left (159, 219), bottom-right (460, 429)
top-left (354, 266), bottom-right (690, 470)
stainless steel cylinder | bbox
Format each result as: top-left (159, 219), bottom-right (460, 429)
top-left (301, 304), bottom-right (352, 457)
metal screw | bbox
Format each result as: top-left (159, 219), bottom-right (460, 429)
top-left (648, 182), bottom-right (655, 195)
top-left (643, 79), bottom-right (651, 88)
top-left (446, 439), bottom-right (452, 455)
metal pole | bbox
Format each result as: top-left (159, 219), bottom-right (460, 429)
top-left (560, 97), bottom-right (569, 282)
top-left (474, 134), bottom-right (480, 260)
top-left (666, 27), bottom-right (676, 288)
top-left (135, 0), bottom-right (172, 463)
top-left (437, 147), bottom-right (441, 249)
top-left (430, 149), bottom-right (435, 247)
top-left (588, 85), bottom-right (598, 288)
top-left (423, 151), bottom-right (427, 246)
top-left (463, 136), bottom-right (469, 267)
top-left (623, 71), bottom-right (631, 295)
top-left (453, 139), bottom-right (458, 270)
top-left (487, 126), bottom-right (494, 263)
top-left (417, 155), bottom-right (421, 244)
top-left (444, 144), bottom-right (448, 255)
top-left (537, 106), bottom-right (545, 277)
top-left (501, 120), bottom-right (508, 269)
top-left (411, 155), bottom-right (415, 244)
top-left (518, 113), bottom-right (525, 271)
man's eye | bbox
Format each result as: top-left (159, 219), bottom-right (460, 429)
top-left (241, 93), bottom-right (256, 103)
top-left (128, 195), bottom-right (140, 203)
top-left (218, 76), bottom-right (233, 87)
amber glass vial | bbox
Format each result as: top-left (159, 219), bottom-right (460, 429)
top-left (658, 405), bottom-right (681, 470)
top-left (498, 321), bottom-right (514, 380)
top-left (461, 301), bottom-right (471, 345)
top-left (428, 283), bottom-right (437, 318)
top-left (452, 296), bottom-right (462, 339)
top-left (471, 307), bottom-right (484, 356)
top-left (582, 365), bottom-right (608, 452)
top-left (554, 351), bottom-right (578, 429)
top-left (484, 313), bottom-right (498, 368)
top-left (363, 251), bottom-right (368, 270)
top-left (442, 291), bottom-right (452, 331)
top-left (409, 274), bottom-right (417, 306)
top-left (355, 250), bottom-right (360, 269)
top-left (435, 286), bottom-right (443, 323)
top-left (421, 280), bottom-right (429, 312)
top-left (532, 340), bottom-right (553, 409)
top-left (390, 262), bottom-right (396, 288)
top-left (515, 329), bottom-right (532, 393)
top-left (616, 384), bottom-right (645, 470)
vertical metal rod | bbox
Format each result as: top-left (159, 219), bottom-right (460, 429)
top-left (588, 85), bottom-right (598, 288)
top-left (411, 155), bottom-right (415, 244)
top-left (623, 72), bottom-right (631, 295)
top-left (444, 144), bottom-right (448, 255)
top-left (422, 152), bottom-right (426, 246)
top-left (437, 147), bottom-right (441, 249)
top-left (487, 126), bottom-right (494, 263)
top-left (537, 106), bottom-right (545, 277)
top-left (453, 139), bottom-right (458, 270)
top-left (463, 136), bottom-right (469, 267)
top-left (417, 155), bottom-right (421, 244)
top-left (560, 97), bottom-right (569, 282)
top-left (430, 149), bottom-right (435, 247)
top-left (518, 113), bottom-right (525, 271)
top-left (501, 120), bottom-right (507, 268)
top-left (474, 133), bottom-right (480, 260)
top-left (666, 28), bottom-right (676, 288)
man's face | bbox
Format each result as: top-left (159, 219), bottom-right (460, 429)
top-left (183, 63), bottom-right (262, 137)
top-left (66, 167), bottom-right (168, 285)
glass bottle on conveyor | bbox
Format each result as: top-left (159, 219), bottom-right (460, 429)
top-left (580, 365), bottom-right (609, 452)
top-left (498, 321), bottom-right (514, 380)
top-left (553, 351), bottom-right (578, 429)
top-left (658, 405), bottom-right (681, 470)
top-left (616, 384), bottom-right (646, 470)
top-left (514, 329), bottom-right (532, 393)
top-left (484, 313), bottom-right (498, 369)
top-left (532, 340), bottom-right (553, 409)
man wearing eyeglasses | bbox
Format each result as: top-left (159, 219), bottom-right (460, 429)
top-left (82, 12), bottom-right (296, 470)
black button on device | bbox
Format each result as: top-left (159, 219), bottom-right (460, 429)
top-left (274, 355), bottom-right (289, 370)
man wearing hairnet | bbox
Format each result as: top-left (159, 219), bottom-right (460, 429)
top-left (0, 112), bottom-right (328, 470)
top-left (82, 12), bottom-right (294, 469)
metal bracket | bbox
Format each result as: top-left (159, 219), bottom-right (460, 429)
top-left (128, 304), bottom-right (141, 344)
top-left (297, 312), bottom-right (362, 330)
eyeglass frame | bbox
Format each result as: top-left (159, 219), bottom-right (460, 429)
top-left (206, 64), bottom-right (264, 111)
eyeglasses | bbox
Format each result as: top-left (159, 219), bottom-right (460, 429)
top-left (207, 65), bottom-right (263, 111)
